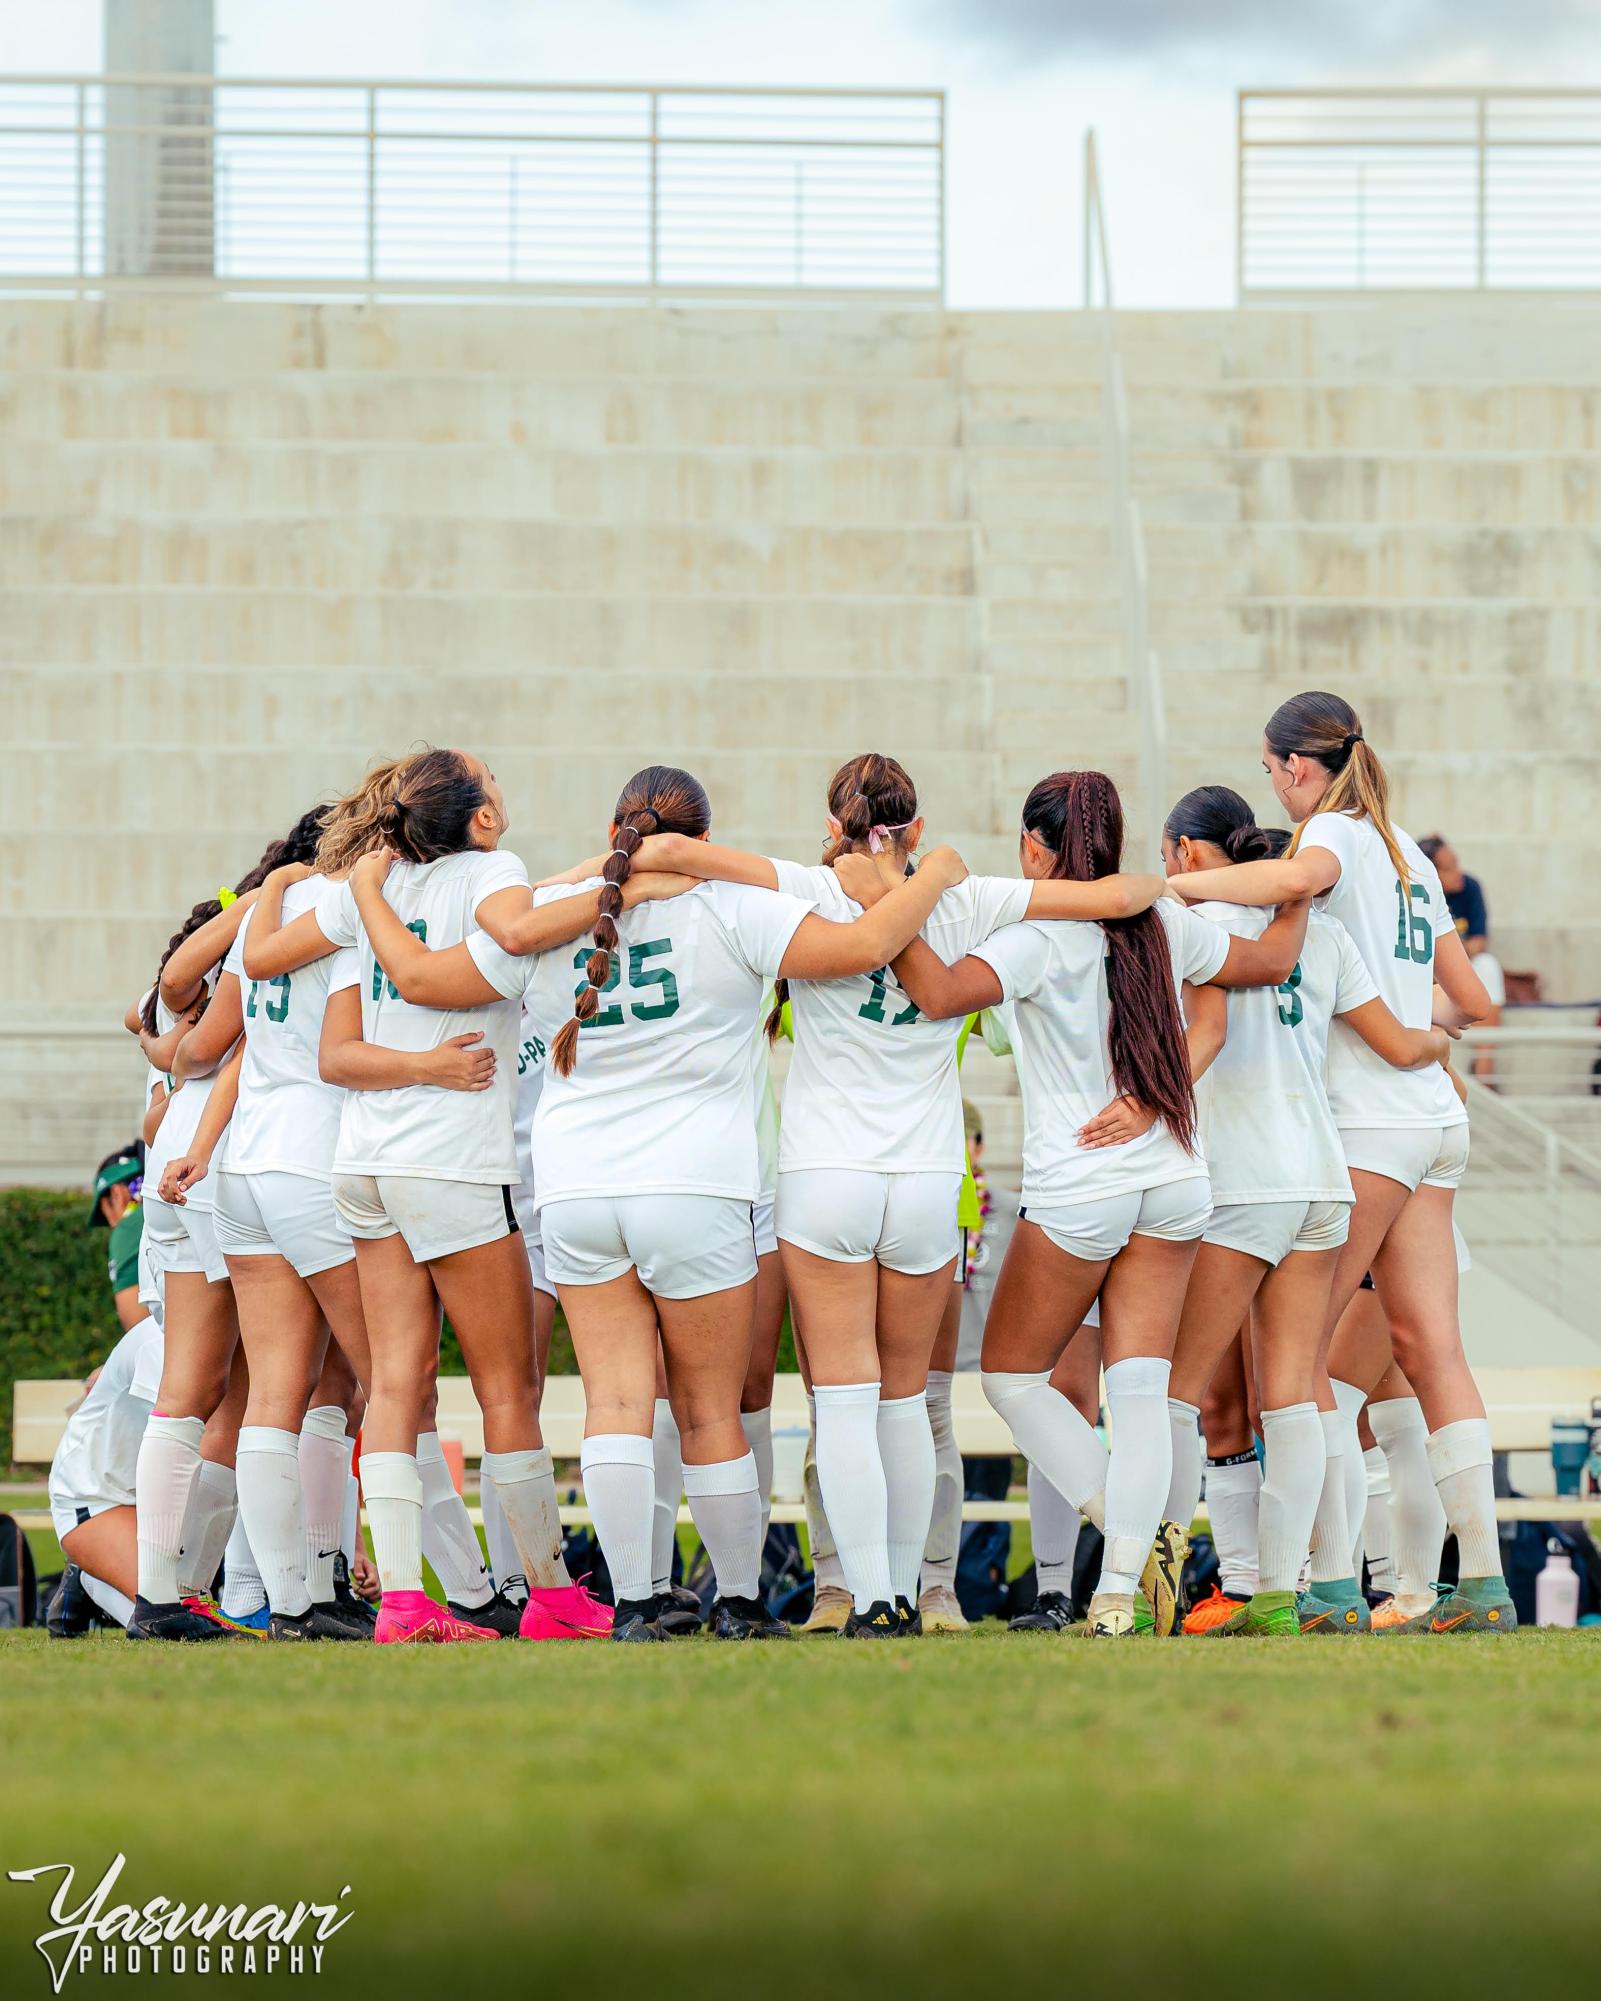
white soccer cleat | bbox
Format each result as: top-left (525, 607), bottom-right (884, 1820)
top-left (917, 1584), bottom-right (969, 1633)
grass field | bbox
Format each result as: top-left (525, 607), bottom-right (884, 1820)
top-left (2, 1625), bottom-right (1595, 2000)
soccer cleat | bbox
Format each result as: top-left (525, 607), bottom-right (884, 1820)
top-left (655, 1584), bottom-right (705, 1637)
top-left (1296, 1589), bottom-right (1370, 1635)
top-left (800, 1583), bottom-right (853, 1634)
top-left (45, 1564), bottom-right (98, 1638)
top-left (309, 1596), bottom-right (377, 1640)
top-left (332, 1559), bottom-right (378, 1626)
top-left (1207, 1589), bottom-right (1299, 1638)
top-left (224, 1602), bottom-right (271, 1633)
top-left (448, 1588), bottom-right (523, 1639)
top-left (1140, 1519), bottom-right (1188, 1636)
top-left (1415, 1577), bottom-right (1519, 1635)
top-left (918, 1584), bottom-right (969, 1633)
top-left (125, 1595), bottom-right (238, 1642)
top-left (268, 1605), bottom-right (369, 1642)
top-left (611, 1596), bottom-right (667, 1643)
top-left (518, 1581), bottom-right (615, 1640)
top-left (1009, 1589), bottom-right (1075, 1633)
top-left (842, 1600), bottom-right (902, 1639)
top-left (895, 1595), bottom-right (923, 1637)
top-left (708, 1594), bottom-right (791, 1641)
top-left (1181, 1584), bottom-right (1251, 1636)
top-left (373, 1591), bottom-right (498, 1644)
top-left (1084, 1592), bottom-right (1137, 1638)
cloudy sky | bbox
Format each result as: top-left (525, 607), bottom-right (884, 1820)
top-left (6, 1), bottom-right (1597, 305)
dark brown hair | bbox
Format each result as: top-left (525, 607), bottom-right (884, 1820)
top-left (1265, 690), bottom-right (1409, 884)
top-left (377, 748), bottom-right (492, 865)
top-left (1023, 770), bottom-right (1197, 1150)
top-left (551, 765), bottom-right (712, 1077)
top-left (1164, 785), bottom-right (1282, 864)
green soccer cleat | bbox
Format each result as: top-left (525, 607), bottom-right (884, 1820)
top-left (1206, 1589), bottom-right (1299, 1638)
top-left (1413, 1577), bottom-right (1519, 1635)
top-left (1296, 1589), bottom-right (1370, 1635)
top-left (1139, 1519), bottom-right (1189, 1637)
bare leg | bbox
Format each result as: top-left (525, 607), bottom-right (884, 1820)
top-left (62, 1505), bottom-right (138, 1606)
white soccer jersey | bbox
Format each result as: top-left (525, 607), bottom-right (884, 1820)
top-left (143, 988), bottom-right (221, 1211)
top-left (469, 878), bottom-right (811, 1206)
top-left (752, 985), bottom-right (781, 1199)
top-left (767, 865), bottom-right (1032, 1175)
top-left (973, 899), bottom-right (1230, 1207)
top-left (48, 1314), bottom-right (164, 1515)
top-left (1192, 903), bottom-right (1374, 1205)
top-left (510, 1000), bottom-right (557, 1244)
top-left (221, 884), bottom-right (345, 1180)
top-left (316, 849), bottom-right (530, 1183)
top-left (1297, 813), bottom-right (1465, 1131)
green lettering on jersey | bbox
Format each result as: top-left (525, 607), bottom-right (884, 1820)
top-left (857, 966), bottom-right (920, 1028)
top-left (1392, 880), bottom-right (1432, 966)
top-left (374, 920), bottom-right (428, 1001)
top-left (572, 936), bottom-right (682, 1029)
top-left (1276, 961), bottom-right (1303, 1030)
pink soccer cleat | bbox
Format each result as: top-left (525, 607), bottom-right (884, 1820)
top-left (373, 1590), bottom-right (498, 1644)
top-left (519, 1580), bottom-right (616, 1640)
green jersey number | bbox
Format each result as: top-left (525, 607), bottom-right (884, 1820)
top-left (373, 920), bottom-right (428, 1002)
top-left (245, 973), bottom-right (291, 1024)
top-left (858, 966), bottom-right (920, 1028)
top-left (1275, 961), bottom-right (1303, 1030)
top-left (572, 936), bottom-right (680, 1029)
top-left (1392, 880), bottom-right (1433, 966)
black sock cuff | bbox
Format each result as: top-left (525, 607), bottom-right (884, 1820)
top-left (1206, 1449), bottom-right (1259, 1468)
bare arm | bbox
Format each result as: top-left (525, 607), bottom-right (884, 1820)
top-left (316, 984), bottom-right (498, 1093)
top-left (1432, 928), bottom-right (1492, 1028)
top-left (1168, 849), bottom-right (1341, 908)
top-left (160, 1045), bottom-right (245, 1204)
top-left (777, 849), bottom-right (970, 983)
top-left (1209, 901), bottom-right (1310, 989)
top-left (1079, 982), bottom-right (1226, 1149)
top-left (142, 1080), bottom-right (170, 1148)
top-left (158, 890), bottom-right (259, 1010)
top-left (241, 863), bottom-right (329, 979)
top-left (138, 1017), bottom-right (191, 1074)
top-left (124, 997), bottom-right (145, 1036)
top-left (633, 832), bottom-right (781, 892)
top-left (1340, 996), bottom-right (1456, 1072)
top-left (887, 935), bottom-right (1005, 1022)
top-left (832, 853), bottom-right (1165, 925)
top-left (172, 975), bottom-right (244, 1083)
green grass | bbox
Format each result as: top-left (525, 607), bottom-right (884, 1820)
top-left (1, 1625), bottom-right (1596, 1999)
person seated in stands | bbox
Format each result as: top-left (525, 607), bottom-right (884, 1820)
top-left (1420, 836), bottom-right (1503, 1079)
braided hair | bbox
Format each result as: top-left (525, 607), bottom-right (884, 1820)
top-left (551, 765), bottom-right (712, 1078)
top-left (1022, 770), bottom-right (1198, 1150)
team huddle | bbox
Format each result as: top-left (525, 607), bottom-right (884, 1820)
top-left (49, 685), bottom-right (1518, 1647)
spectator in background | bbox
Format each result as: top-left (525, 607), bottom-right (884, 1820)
top-left (88, 1142), bottom-right (146, 1331)
top-left (1420, 837), bottom-right (1503, 1079)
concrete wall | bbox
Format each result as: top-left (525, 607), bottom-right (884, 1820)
top-left (3, 296), bottom-right (1597, 1182)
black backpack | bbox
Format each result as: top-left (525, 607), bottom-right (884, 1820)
top-left (0, 1514), bottom-right (38, 1629)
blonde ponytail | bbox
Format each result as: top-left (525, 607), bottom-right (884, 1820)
top-left (1270, 692), bottom-right (1410, 884)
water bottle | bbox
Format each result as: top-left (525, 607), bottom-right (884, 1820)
top-left (1535, 1539), bottom-right (1580, 1628)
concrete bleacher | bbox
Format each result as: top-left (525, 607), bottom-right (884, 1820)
top-left (4, 296), bottom-right (1600, 1188)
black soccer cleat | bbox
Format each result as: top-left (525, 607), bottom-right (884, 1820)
top-left (268, 1605), bottom-right (369, 1642)
top-left (841, 1600), bottom-right (902, 1640)
top-left (655, 1584), bottom-right (705, 1637)
top-left (895, 1595), bottom-right (923, 1636)
top-left (125, 1594), bottom-right (235, 1642)
top-left (46, 1564), bottom-right (98, 1638)
top-left (310, 1594), bottom-right (378, 1640)
top-left (1009, 1590), bottom-right (1076, 1633)
top-left (611, 1597), bottom-right (667, 1643)
top-left (447, 1587), bottom-right (524, 1639)
top-left (707, 1594), bottom-right (791, 1641)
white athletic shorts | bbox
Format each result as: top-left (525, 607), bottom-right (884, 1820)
top-left (333, 1173), bottom-right (515, 1264)
top-left (520, 1226), bottom-right (558, 1301)
top-left (1341, 1123), bottom-right (1470, 1194)
top-left (142, 1190), bottom-right (228, 1285)
top-left (541, 1194), bottom-right (757, 1299)
top-left (754, 1190), bottom-right (778, 1260)
top-left (1204, 1197), bottom-right (1351, 1265)
top-left (1022, 1176), bottom-right (1213, 1263)
top-left (777, 1168), bottom-right (962, 1276)
top-left (136, 1225), bottom-right (165, 1326)
top-left (214, 1168), bottom-right (353, 1280)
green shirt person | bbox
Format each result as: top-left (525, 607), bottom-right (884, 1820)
top-left (88, 1144), bottom-right (146, 1331)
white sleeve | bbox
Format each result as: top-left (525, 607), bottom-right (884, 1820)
top-left (971, 923), bottom-right (1052, 1002)
top-left (1296, 811), bottom-right (1357, 879)
top-left (1329, 921), bottom-right (1379, 1014)
top-left (328, 947), bottom-right (361, 997)
top-left (470, 850), bottom-right (532, 919)
top-left (952, 875), bottom-right (1032, 955)
top-left (466, 929), bottom-right (535, 1001)
top-left (223, 913), bottom-right (249, 979)
top-left (1424, 864), bottom-right (1454, 946)
top-left (1166, 902), bottom-right (1231, 984)
top-left (770, 858), bottom-right (850, 915)
top-left (314, 878), bottom-right (361, 950)
top-left (718, 883), bottom-right (814, 980)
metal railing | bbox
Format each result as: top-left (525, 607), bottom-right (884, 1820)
top-left (1083, 131), bottom-right (1165, 842)
top-left (1239, 87), bottom-right (1601, 300)
top-left (0, 74), bottom-right (945, 302)
top-left (1457, 1074), bottom-right (1601, 1330)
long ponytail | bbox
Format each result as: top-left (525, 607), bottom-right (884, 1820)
top-left (551, 764), bottom-right (712, 1078)
top-left (316, 756), bottom-right (409, 875)
top-left (1267, 691), bottom-right (1410, 884)
top-left (1023, 769), bottom-right (1197, 1150)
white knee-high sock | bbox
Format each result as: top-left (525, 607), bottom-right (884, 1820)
top-left (802, 1392), bottom-right (845, 1592)
top-left (877, 1392), bottom-right (936, 1605)
top-left (1028, 1461), bottom-right (1081, 1597)
top-left (1098, 1356), bottom-right (1173, 1595)
top-left (362, 1450), bottom-right (425, 1595)
top-left (219, 1509), bottom-right (265, 1618)
top-left (81, 1573), bottom-right (135, 1628)
top-left (298, 1405), bottom-right (350, 1605)
top-left (1308, 1409), bottom-right (1354, 1586)
top-left (176, 1458), bottom-right (238, 1600)
top-left (1258, 1403), bottom-right (1326, 1594)
top-left (1164, 1397), bottom-right (1204, 1530)
top-left (813, 1381), bottom-right (893, 1612)
top-left (237, 1426), bottom-right (311, 1617)
top-left (135, 1414), bottom-right (205, 1602)
top-left (683, 1452), bottom-right (762, 1602)
top-left (1205, 1453), bottom-right (1262, 1597)
top-left (341, 1469), bottom-right (360, 1567)
top-left (580, 1433), bottom-right (655, 1605)
top-left (1363, 1444), bottom-right (1395, 1593)
top-left (650, 1398), bottom-right (683, 1594)
top-left (1331, 1379), bottom-right (1369, 1577)
top-left (416, 1430), bottom-right (491, 1608)
top-left (740, 1407), bottom-right (774, 1542)
top-left (981, 1372), bottom-right (1108, 1527)
top-left (481, 1447), bottom-right (570, 1591)
top-left (1427, 1416), bottom-right (1503, 1580)
top-left (479, 1471), bottom-right (523, 1598)
top-left (1369, 1396), bottom-right (1447, 1612)
top-left (922, 1371), bottom-right (963, 1592)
